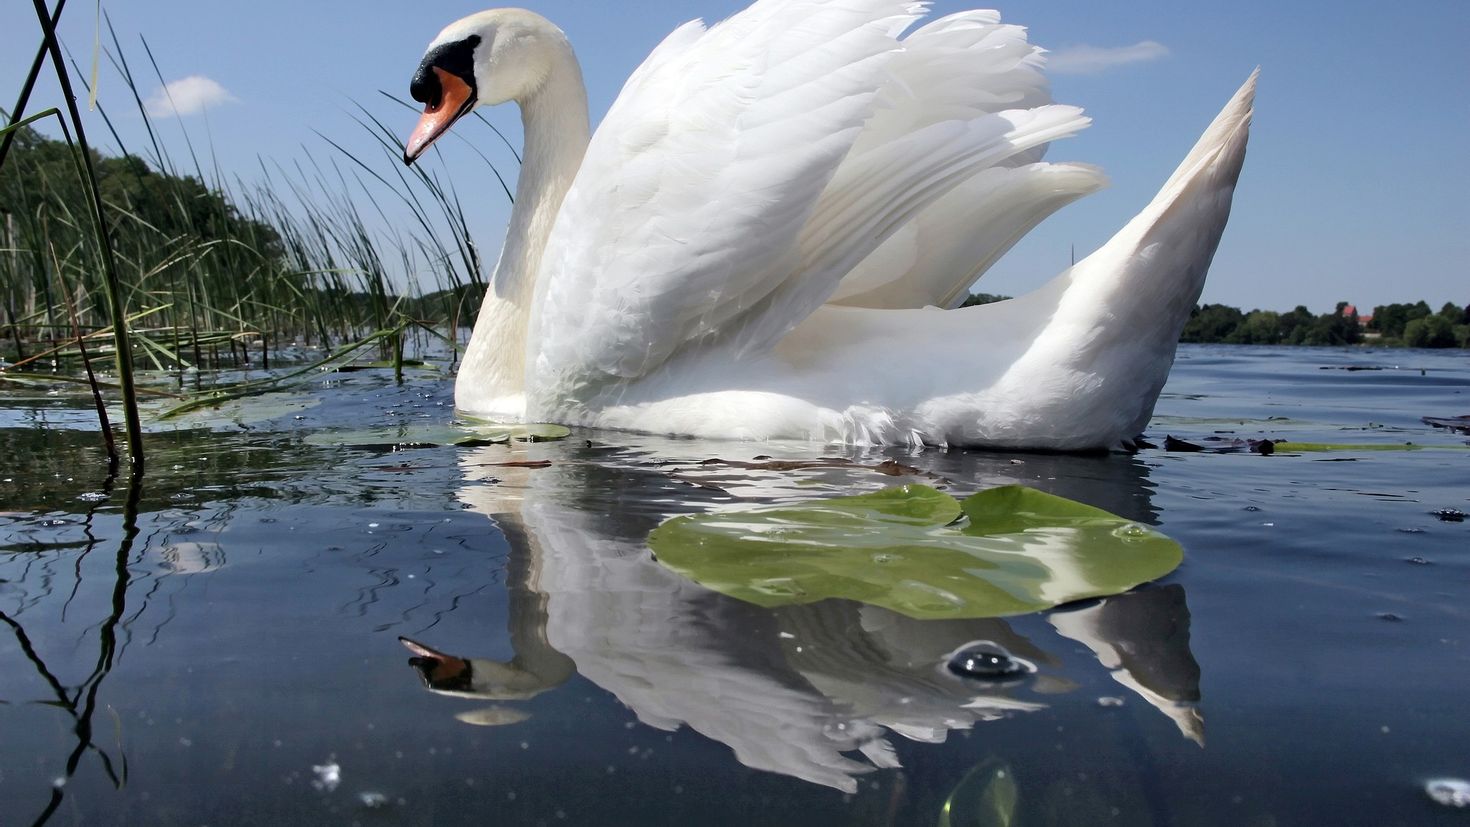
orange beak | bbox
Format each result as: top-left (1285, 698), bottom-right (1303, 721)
top-left (404, 67), bottom-right (475, 164)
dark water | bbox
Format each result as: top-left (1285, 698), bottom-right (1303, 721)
top-left (1, 345), bottom-right (1466, 826)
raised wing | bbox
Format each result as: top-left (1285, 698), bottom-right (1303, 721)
top-left (528, 0), bottom-right (925, 403)
top-left (829, 11), bottom-right (1104, 309)
top-left (526, 2), bottom-right (1094, 412)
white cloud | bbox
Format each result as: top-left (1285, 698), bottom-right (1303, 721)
top-left (1046, 41), bottom-right (1170, 76)
top-left (144, 75), bottom-right (237, 117)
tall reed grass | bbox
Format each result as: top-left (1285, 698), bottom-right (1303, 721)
top-left (2, 5), bottom-right (514, 460)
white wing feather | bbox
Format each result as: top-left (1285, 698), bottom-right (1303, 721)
top-left (829, 10), bottom-right (1096, 309)
top-left (529, 0), bottom-right (925, 401)
top-left (526, 2), bottom-right (1095, 411)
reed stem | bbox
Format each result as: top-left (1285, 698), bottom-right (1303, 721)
top-left (31, 0), bottom-right (145, 468)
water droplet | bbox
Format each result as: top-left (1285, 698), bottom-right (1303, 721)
top-left (311, 760), bottom-right (341, 792)
top-left (1425, 778), bottom-right (1470, 808)
top-left (871, 553), bottom-right (900, 564)
top-left (893, 580), bottom-right (965, 614)
top-left (947, 641), bottom-right (1028, 681)
top-left (1112, 523), bottom-right (1151, 539)
top-left (1405, 556), bottom-right (1431, 565)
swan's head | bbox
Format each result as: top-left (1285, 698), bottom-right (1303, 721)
top-left (404, 9), bottom-right (566, 164)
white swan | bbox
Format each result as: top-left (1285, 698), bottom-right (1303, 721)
top-left (403, 1), bottom-right (1254, 450)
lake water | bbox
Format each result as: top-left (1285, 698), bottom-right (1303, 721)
top-left (1, 344), bottom-right (1466, 826)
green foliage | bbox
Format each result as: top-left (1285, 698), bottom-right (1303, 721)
top-left (1179, 299), bottom-right (1470, 348)
top-left (649, 484), bottom-right (1183, 619)
top-left (1368, 301), bottom-right (1431, 339)
top-left (960, 292), bottom-right (1011, 307)
top-left (1228, 310), bottom-right (1283, 344)
top-left (1, 126), bottom-right (283, 261)
top-left (1180, 303), bottom-right (1243, 342)
top-left (0, 124), bottom-right (303, 366)
top-left (1403, 314), bottom-right (1458, 348)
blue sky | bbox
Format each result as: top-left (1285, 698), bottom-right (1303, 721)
top-left (3, 0), bottom-right (1467, 311)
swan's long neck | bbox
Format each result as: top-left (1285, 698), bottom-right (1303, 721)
top-left (456, 39), bottom-right (589, 417)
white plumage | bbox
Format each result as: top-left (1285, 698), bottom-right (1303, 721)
top-left (410, 2), bottom-right (1255, 450)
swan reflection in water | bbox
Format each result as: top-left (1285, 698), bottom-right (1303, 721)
top-left (402, 439), bottom-right (1202, 792)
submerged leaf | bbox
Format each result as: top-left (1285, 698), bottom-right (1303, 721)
top-left (649, 484), bottom-right (1182, 619)
top-left (940, 757), bottom-right (1019, 827)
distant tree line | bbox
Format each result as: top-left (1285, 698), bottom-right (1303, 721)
top-left (1179, 300), bottom-right (1469, 348)
top-left (956, 293), bottom-right (1470, 349)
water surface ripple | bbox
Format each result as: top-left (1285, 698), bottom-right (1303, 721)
top-left (0, 344), bottom-right (1466, 825)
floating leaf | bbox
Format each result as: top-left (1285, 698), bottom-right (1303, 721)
top-left (459, 419), bottom-right (572, 443)
top-left (1273, 441), bottom-right (1430, 453)
top-left (649, 484), bottom-right (1182, 619)
top-left (143, 391), bottom-right (321, 430)
top-left (305, 422), bottom-right (570, 449)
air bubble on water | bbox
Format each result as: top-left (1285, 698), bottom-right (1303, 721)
top-left (77, 492), bottom-right (108, 502)
top-left (946, 641), bottom-right (1033, 681)
top-left (1097, 696), bottom-right (1125, 708)
top-left (1425, 778), bottom-right (1470, 808)
top-left (358, 791), bottom-right (390, 809)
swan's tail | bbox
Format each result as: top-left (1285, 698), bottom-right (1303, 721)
top-left (1061, 70), bottom-right (1257, 333)
top-left (1038, 69), bottom-right (1255, 439)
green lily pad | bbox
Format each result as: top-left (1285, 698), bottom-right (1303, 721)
top-left (649, 484), bottom-right (1182, 620)
top-left (137, 391), bottom-right (322, 430)
top-left (305, 422), bottom-right (571, 449)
